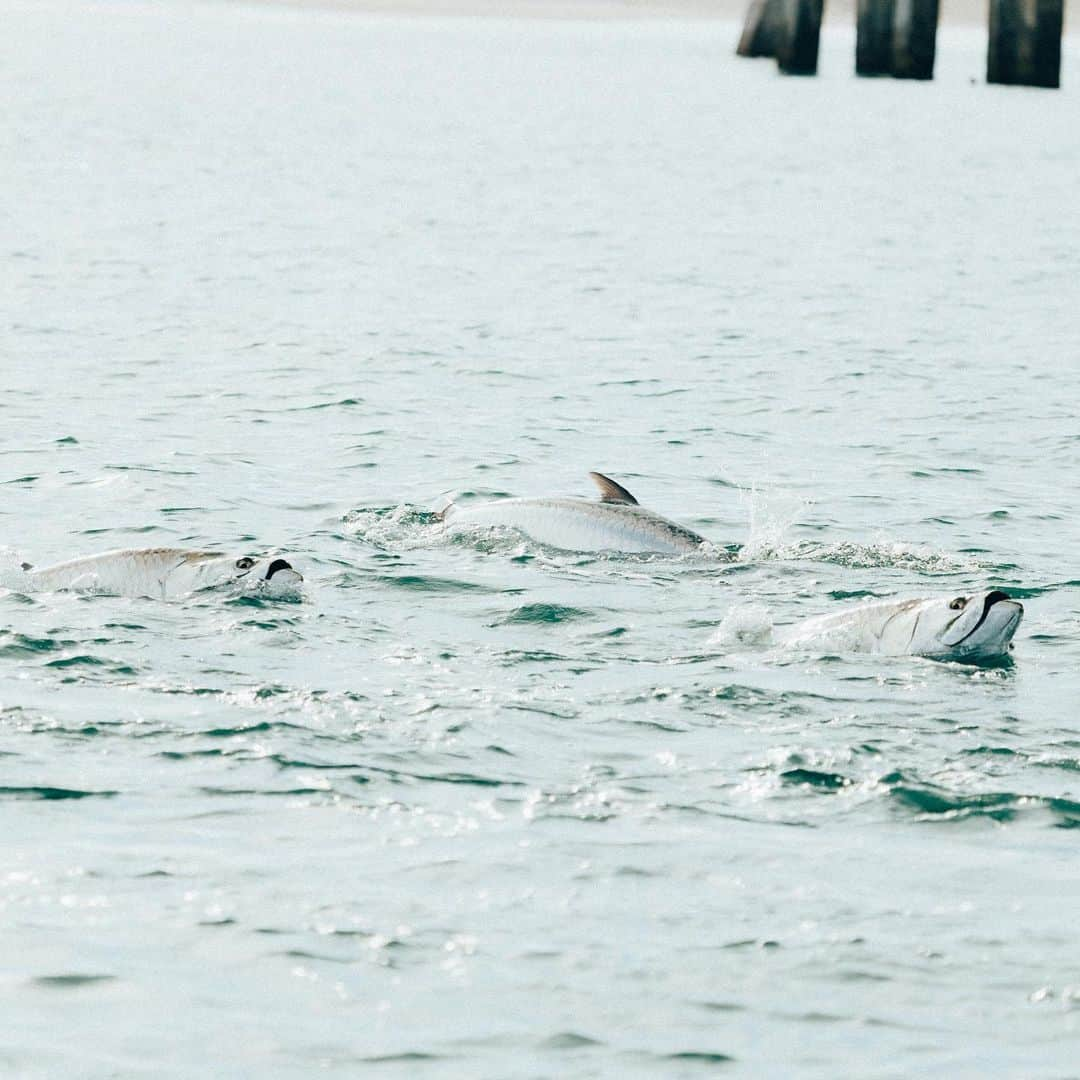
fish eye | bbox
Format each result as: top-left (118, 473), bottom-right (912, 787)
top-left (948, 597), bottom-right (967, 610)
top-left (235, 557), bottom-right (255, 570)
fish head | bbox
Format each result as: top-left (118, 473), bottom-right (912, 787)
top-left (913, 590), bottom-right (1023, 659)
top-left (178, 552), bottom-right (304, 593)
top-left (232, 555), bottom-right (304, 590)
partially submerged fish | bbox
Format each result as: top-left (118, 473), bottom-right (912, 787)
top-left (17, 548), bottom-right (303, 600)
top-left (439, 472), bottom-right (715, 555)
top-left (777, 590), bottom-right (1023, 661)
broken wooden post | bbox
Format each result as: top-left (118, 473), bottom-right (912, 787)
top-left (737, 0), bottom-right (786, 57)
top-left (856, 0), bottom-right (895, 74)
top-left (987, 0), bottom-right (1064, 88)
top-left (890, 0), bottom-right (940, 78)
top-left (776, 0), bottom-right (825, 74)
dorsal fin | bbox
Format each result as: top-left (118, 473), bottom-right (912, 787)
top-left (20, 562), bottom-right (32, 571)
top-left (588, 471), bottom-right (639, 505)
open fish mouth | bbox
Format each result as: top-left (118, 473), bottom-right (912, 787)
top-left (248, 559), bottom-right (304, 591)
top-left (944, 591), bottom-right (1023, 651)
top-left (264, 558), bottom-right (301, 583)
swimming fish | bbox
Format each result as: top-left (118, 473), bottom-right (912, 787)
top-left (439, 472), bottom-right (714, 555)
top-left (16, 548), bottom-right (303, 600)
top-left (777, 590), bottom-right (1023, 660)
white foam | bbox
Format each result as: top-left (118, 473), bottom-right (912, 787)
top-left (709, 603), bottom-right (775, 647)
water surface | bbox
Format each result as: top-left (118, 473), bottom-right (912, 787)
top-left (2, 2), bottom-right (1080, 1075)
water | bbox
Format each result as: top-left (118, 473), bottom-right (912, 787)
top-left (3, 1), bottom-right (1080, 1074)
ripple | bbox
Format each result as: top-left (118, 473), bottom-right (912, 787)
top-left (31, 974), bottom-right (117, 988)
top-left (0, 632), bottom-right (66, 656)
top-left (664, 1052), bottom-right (736, 1064)
top-left (198, 786), bottom-right (330, 797)
top-left (495, 603), bottom-right (593, 624)
top-left (44, 654), bottom-right (110, 669)
top-left (497, 649), bottom-right (574, 665)
top-left (883, 772), bottom-right (1080, 826)
top-left (779, 768), bottom-right (853, 792)
top-left (0, 786), bottom-right (118, 800)
top-left (373, 574), bottom-right (504, 594)
top-left (538, 1032), bottom-right (604, 1049)
top-left (359, 1053), bottom-right (444, 1063)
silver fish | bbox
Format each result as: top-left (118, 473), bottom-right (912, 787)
top-left (439, 472), bottom-right (715, 555)
top-left (778, 590), bottom-right (1023, 660)
top-left (19, 548), bottom-right (302, 600)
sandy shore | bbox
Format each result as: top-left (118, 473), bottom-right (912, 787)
top-left (244, 0), bottom-right (997, 27)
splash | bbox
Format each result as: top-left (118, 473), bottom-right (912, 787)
top-left (709, 603), bottom-right (774, 647)
top-left (735, 487), bottom-right (809, 563)
top-left (226, 578), bottom-right (306, 604)
top-left (785, 538), bottom-right (983, 575)
top-left (730, 489), bottom-right (982, 574)
top-left (342, 504), bottom-right (442, 551)
top-left (0, 548), bottom-right (35, 592)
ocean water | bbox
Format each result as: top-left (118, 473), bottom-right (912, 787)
top-left (3, 1), bottom-right (1080, 1075)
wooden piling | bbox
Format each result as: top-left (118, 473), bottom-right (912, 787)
top-left (856, 0), bottom-right (895, 75)
top-left (737, 0), bottom-right (786, 57)
top-left (890, 0), bottom-right (940, 78)
top-left (775, 0), bottom-right (825, 75)
top-left (857, 0), bottom-right (938, 79)
top-left (988, 0), bottom-right (1064, 88)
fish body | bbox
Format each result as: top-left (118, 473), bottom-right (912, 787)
top-left (441, 472), bottom-right (712, 555)
top-left (778, 590), bottom-right (1023, 660)
top-left (21, 548), bottom-right (302, 599)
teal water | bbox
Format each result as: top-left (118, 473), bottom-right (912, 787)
top-left (3, 2), bottom-right (1080, 1075)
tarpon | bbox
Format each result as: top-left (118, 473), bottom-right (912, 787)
top-left (777, 590), bottom-right (1023, 660)
top-left (439, 472), bottom-right (714, 555)
top-left (17, 548), bottom-right (303, 600)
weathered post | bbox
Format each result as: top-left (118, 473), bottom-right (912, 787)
top-left (776, 0), bottom-right (825, 74)
top-left (988, 0), bottom-right (1064, 87)
top-left (737, 0), bottom-right (786, 57)
top-left (890, 0), bottom-right (940, 78)
top-left (856, 0), bottom-right (895, 74)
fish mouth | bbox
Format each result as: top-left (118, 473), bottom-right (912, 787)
top-left (950, 591), bottom-right (1022, 648)
top-left (265, 558), bottom-right (302, 583)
